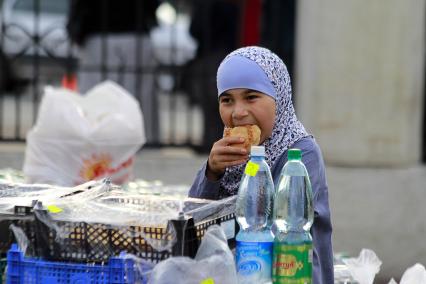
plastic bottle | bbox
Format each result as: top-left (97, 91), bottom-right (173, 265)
top-left (235, 145), bottom-right (275, 283)
top-left (272, 148), bottom-right (314, 284)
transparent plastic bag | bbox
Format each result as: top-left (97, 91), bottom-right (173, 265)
top-left (0, 180), bottom-right (100, 214)
top-left (342, 249), bottom-right (382, 284)
top-left (148, 225), bottom-right (238, 284)
top-left (25, 185), bottom-right (235, 260)
top-left (5, 178), bottom-right (236, 268)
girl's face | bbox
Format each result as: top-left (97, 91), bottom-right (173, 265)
top-left (219, 88), bottom-right (276, 144)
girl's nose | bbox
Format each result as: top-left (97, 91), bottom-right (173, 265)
top-left (232, 103), bottom-right (248, 120)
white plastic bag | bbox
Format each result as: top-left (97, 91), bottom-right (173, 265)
top-left (150, 17), bottom-right (197, 66)
top-left (148, 225), bottom-right (238, 284)
top-left (342, 249), bottom-right (382, 284)
top-left (400, 264), bottom-right (426, 284)
top-left (388, 263), bottom-right (426, 284)
top-left (23, 81), bottom-right (145, 186)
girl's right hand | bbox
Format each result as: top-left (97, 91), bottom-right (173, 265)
top-left (206, 137), bottom-right (249, 181)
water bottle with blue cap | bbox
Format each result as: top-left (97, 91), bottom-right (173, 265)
top-left (235, 145), bottom-right (275, 283)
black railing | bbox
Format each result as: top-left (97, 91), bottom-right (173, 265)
top-left (0, 0), bottom-right (295, 152)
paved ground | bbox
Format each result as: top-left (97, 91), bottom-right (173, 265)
top-left (1, 143), bottom-right (425, 282)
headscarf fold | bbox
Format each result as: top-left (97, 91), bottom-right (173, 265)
top-left (217, 46), bottom-right (309, 197)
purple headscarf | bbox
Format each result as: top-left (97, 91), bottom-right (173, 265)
top-left (217, 46), bottom-right (309, 197)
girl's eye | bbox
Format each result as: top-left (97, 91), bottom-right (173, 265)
top-left (247, 95), bottom-right (258, 101)
top-left (220, 97), bottom-right (231, 104)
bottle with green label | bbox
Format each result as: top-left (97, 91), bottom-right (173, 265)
top-left (273, 148), bottom-right (314, 284)
top-left (236, 145), bottom-right (275, 283)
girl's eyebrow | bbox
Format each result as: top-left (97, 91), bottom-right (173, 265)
top-left (220, 89), bottom-right (259, 98)
top-left (243, 89), bottom-right (259, 95)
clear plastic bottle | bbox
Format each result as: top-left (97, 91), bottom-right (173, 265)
top-left (235, 145), bottom-right (275, 283)
top-left (273, 148), bottom-right (314, 284)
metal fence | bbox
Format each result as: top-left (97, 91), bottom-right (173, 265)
top-left (0, 0), bottom-right (295, 152)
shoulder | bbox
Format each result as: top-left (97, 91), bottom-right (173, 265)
top-left (292, 136), bottom-right (323, 165)
top-left (271, 136), bottom-right (325, 179)
top-left (276, 136), bottom-right (323, 164)
top-left (292, 136), bottom-right (317, 151)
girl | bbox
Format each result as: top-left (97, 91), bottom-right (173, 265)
top-left (189, 46), bottom-right (333, 283)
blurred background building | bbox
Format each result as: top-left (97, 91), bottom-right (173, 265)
top-left (0, 0), bottom-right (303, 151)
top-left (0, 0), bottom-right (425, 282)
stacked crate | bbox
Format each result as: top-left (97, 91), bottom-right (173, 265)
top-left (1, 184), bottom-right (237, 283)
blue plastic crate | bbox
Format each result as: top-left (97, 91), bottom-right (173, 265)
top-left (6, 244), bottom-right (142, 284)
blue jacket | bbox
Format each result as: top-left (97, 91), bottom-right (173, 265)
top-left (189, 137), bottom-right (334, 284)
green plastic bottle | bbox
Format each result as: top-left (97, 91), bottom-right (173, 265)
top-left (272, 148), bottom-right (314, 284)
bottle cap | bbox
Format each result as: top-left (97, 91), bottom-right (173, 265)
top-left (287, 148), bottom-right (301, 160)
top-left (250, 145), bottom-right (265, 157)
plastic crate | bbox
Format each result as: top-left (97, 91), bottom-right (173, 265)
top-left (33, 209), bottom-right (237, 264)
top-left (0, 257), bottom-right (6, 284)
top-left (6, 244), bottom-right (140, 284)
top-left (0, 206), bottom-right (37, 257)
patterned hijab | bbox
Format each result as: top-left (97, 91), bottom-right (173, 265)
top-left (217, 46), bottom-right (309, 197)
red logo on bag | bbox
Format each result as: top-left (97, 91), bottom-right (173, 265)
top-left (79, 153), bottom-right (134, 184)
top-left (80, 153), bottom-right (112, 180)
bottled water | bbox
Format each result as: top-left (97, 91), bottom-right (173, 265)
top-left (273, 148), bottom-right (314, 284)
top-left (236, 146), bottom-right (275, 283)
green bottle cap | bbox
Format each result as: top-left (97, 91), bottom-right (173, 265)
top-left (287, 148), bottom-right (302, 160)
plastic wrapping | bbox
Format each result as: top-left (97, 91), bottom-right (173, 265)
top-left (97, 193), bottom-right (236, 224)
top-left (5, 178), bottom-right (236, 266)
top-left (9, 224), bottom-right (30, 256)
top-left (0, 180), bottom-right (105, 214)
top-left (34, 199), bottom-right (178, 252)
top-left (0, 168), bottom-right (25, 183)
top-left (124, 179), bottom-right (190, 198)
top-left (121, 253), bottom-right (157, 284)
top-left (38, 185), bottom-right (236, 228)
top-left (32, 191), bottom-right (235, 256)
top-left (0, 180), bottom-right (112, 257)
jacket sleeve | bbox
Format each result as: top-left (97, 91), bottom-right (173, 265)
top-left (188, 162), bottom-right (222, 200)
top-left (303, 143), bottom-right (334, 284)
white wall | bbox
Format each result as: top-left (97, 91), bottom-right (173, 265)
top-left (296, 0), bottom-right (425, 166)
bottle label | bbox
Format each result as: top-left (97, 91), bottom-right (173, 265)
top-left (244, 161), bottom-right (260, 176)
top-left (236, 240), bottom-right (273, 281)
top-left (272, 242), bottom-right (313, 284)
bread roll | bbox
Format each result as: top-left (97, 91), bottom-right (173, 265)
top-left (223, 125), bottom-right (261, 151)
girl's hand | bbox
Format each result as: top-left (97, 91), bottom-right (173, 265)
top-left (206, 137), bottom-right (249, 181)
